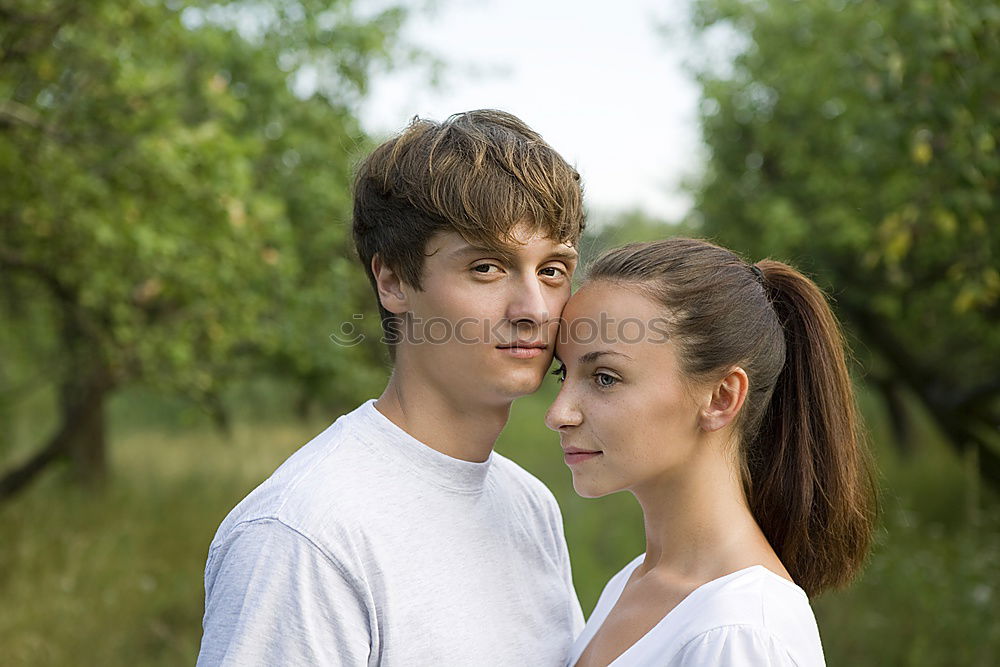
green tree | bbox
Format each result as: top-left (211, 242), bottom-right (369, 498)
top-left (689, 0), bottom-right (1000, 484)
top-left (0, 0), bottom-right (410, 497)
top-left (581, 208), bottom-right (694, 261)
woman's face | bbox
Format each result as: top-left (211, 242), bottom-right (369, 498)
top-left (545, 281), bottom-right (707, 498)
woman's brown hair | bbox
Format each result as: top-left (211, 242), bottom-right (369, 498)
top-left (589, 237), bottom-right (877, 597)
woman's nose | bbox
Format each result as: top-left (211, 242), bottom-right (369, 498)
top-left (545, 384), bottom-right (582, 432)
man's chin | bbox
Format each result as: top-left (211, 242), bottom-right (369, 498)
top-left (495, 371), bottom-right (547, 400)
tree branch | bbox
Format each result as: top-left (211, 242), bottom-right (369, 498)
top-left (0, 100), bottom-right (43, 129)
top-left (0, 245), bottom-right (73, 302)
top-left (0, 437), bottom-right (64, 500)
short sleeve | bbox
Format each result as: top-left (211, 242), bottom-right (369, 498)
top-left (197, 519), bottom-right (373, 666)
top-left (667, 626), bottom-right (801, 667)
top-left (544, 492), bottom-right (586, 635)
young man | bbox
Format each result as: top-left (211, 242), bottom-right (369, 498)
top-left (197, 110), bottom-right (586, 665)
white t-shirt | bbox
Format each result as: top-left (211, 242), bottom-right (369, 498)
top-left (568, 554), bottom-right (825, 667)
top-left (197, 400), bottom-right (584, 666)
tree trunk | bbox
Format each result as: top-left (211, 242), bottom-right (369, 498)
top-left (0, 301), bottom-right (115, 501)
top-left (62, 367), bottom-right (111, 487)
top-left (202, 389), bottom-right (231, 436)
top-left (0, 364), bottom-right (112, 501)
top-left (875, 378), bottom-right (915, 458)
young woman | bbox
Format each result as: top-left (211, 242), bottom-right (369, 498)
top-left (547, 238), bottom-right (876, 666)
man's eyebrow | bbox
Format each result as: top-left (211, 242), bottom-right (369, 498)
top-left (448, 244), bottom-right (515, 262)
top-left (448, 244), bottom-right (578, 265)
top-left (578, 350), bottom-right (633, 364)
top-left (546, 249), bottom-right (579, 264)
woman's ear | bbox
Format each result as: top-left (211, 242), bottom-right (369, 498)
top-left (699, 366), bottom-right (749, 432)
top-left (371, 254), bottom-right (409, 315)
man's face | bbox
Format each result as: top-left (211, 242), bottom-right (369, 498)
top-left (395, 221), bottom-right (578, 407)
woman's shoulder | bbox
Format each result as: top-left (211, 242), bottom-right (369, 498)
top-left (663, 566), bottom-right (825, 666)
top-left (664, 624), bottom-right (813, 666)
top-left (608, 565), bottom-right (824, 666)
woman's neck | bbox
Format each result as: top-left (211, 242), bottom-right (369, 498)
top-left (631, 440), bottom-right (782, 582)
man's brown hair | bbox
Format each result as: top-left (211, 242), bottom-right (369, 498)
top-left (352, 110), bottom-right (585, 348)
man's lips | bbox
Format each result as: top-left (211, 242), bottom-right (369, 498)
top-left (496, 341), bottom-right (547, 359)
top-left (562, 447), bottom-right (603, 465)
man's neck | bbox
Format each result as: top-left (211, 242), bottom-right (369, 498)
top-left (374, 372), bottom-right (511, 463)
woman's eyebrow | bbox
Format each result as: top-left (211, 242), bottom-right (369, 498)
top-left (578, 350), bottom-right (633, 364)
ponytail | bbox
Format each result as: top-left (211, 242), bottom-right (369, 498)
top-left (749, 260), bottom-right (877, 597)
top-left (589, 239), bottom-right (877, 598)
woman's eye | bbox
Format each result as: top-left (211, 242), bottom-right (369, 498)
top-left (550, 363), bottom-right (566, 383)
top-left (594, 372), bottom-right (619, 388)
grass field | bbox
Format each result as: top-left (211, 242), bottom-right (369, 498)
top-left (1, 380), bottom-right (997, 665)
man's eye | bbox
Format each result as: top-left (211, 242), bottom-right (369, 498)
top-left (473, 263), bottom-right (501, 274)
top-left (540, 266), bottom-right (565, 278)
top-left (550, 363), bottom-right (566, 383)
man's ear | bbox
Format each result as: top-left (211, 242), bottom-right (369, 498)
top-left (371, 254), bottom-right (409, 315)
top-left (699, 366), bottom-right (749, 433)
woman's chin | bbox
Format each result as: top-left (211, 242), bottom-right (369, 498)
top-left (571, 477), bottom-right (609, 499)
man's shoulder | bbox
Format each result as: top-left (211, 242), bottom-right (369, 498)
top-left (209, 403), bottom-right (386, 548)
top-left (490, 452), bottom-right (561, 513)
top-left (492, 450), bottom-right (554, 488)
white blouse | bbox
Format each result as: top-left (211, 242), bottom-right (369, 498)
top-left (568, 555), bottom-right (826, 666)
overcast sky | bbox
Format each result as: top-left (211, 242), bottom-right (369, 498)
top-left (358, 0), bottom-right (703, 222)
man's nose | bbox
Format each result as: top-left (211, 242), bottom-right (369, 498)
top-left (506, 276), bottom-right (549, 327)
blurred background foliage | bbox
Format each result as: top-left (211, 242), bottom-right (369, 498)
top-left (0, 0), bottom-right (398, 495)
top-left (1, 0), bottom-right (997, 665)
top-left (691, 0), bottom-right (1000, 486)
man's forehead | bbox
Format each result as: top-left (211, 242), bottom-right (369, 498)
top-left (428, 230), bottom-right (578, 261)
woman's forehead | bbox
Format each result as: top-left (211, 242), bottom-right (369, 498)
top-left (556, 283), bottom-right (677, 360)
top-left (564, 281), bottom-right (659, 318)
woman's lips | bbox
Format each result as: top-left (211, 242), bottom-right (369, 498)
top-left (563, 449), bottom-right (603, 465)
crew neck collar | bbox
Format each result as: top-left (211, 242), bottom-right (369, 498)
top-left (351, 399), bottom-right (495, 494)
